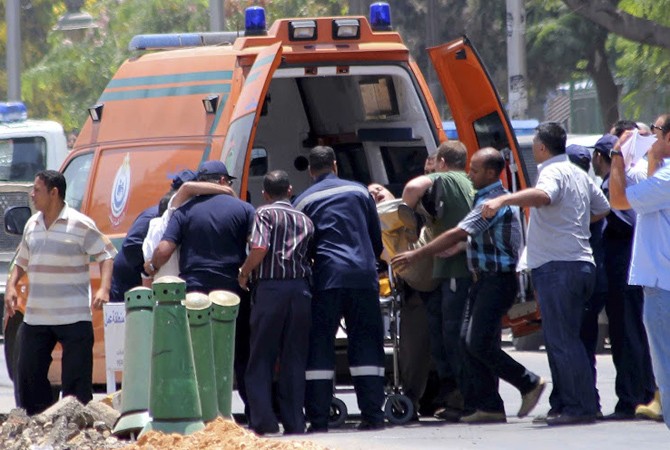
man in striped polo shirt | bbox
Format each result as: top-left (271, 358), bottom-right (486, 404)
top-left (393, 148), bottom-right (545, 423)
top-left (5, 170), bottom-right (117, 415)
top-left (238, 170), bottom-right (314, 436)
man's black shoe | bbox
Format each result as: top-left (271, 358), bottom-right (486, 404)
top-left (601, 411), bottom-right (637, 421)
top-left (546, 414), bottom-right (597, 426)
top-left (356, 420), bottom-right (385, 431)
top-left (306, 424), bottom-right (328, 433)
top-left (434, 406), bottom-right (463, 423)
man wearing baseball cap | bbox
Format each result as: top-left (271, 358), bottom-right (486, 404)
top-left (149, 160), bottom-right (255, 416)
top-left (591, 134), bottom-right (656, 421)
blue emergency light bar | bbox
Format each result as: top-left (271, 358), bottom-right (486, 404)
top-left (370, 2), bottom-right (392, 31)
top-left (245, 6), bottom-right (267, 36)
top-left (128, 32), bottom-right (243, 51)
top-left (0, 102), bottom-right (28, 123)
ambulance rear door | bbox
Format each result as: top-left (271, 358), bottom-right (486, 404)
top-left (428, 37), bottom-right (531, 190)
top-left (223, 42), bottom-right (283, 200)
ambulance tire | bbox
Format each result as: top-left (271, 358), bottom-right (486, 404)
top-left (328, 397), bottom-right (348, 428)
top-left (385, 394), bottom-right (414, 425)
top-left (4, 311), bottom-right (23, 382)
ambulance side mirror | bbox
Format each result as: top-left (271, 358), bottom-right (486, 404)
top-left (4, 206), bottom-right (31, 235)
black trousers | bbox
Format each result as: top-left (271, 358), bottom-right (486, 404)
top-left (246, 278), bottom-right (311, 434)
top-left (16, 321), bottom-right (94, 415)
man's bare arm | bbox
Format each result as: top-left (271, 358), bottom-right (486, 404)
top-left (401, 176), bottom-right (433, 209)
top-left (171, 181), bottom-right (236, 208)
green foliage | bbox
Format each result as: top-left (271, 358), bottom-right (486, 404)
top-left (614, 0), bottom-right (670, 121)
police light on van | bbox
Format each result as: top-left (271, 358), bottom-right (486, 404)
top-left (0, 102), bottom-right (28, 123)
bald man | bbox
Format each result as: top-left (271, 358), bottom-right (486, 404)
top-left (393, 148), bottom-right (545, 424)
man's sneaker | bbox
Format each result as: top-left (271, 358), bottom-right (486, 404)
top-left (635, 390), bottom-right (663, 422)
top-left (460, 410), bottom-right (506, 424)
top-left (532, 409), bottom-right (559, 424)
top-left (306, 424), bottom-right (328, 433)
top-left (518, 378), bottom-right (546, 418)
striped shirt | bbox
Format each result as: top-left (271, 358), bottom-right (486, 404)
top-left (249, 200), bottom-right (314, 280)
top-left (458, 181), bottom-right (520, 273)
top-left (15, 204), bottom-right (117, 325)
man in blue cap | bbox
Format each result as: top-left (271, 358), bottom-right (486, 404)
top-left (148, 160), bottom-right (255, 415)
top-left (110, 168), bottom-right (197, 302)
top-left (590, 134), bottom-right (656, 420)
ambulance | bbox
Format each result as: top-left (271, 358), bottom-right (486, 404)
top-left (4, 3), bottom-right (537, 388)
top-left (0, 102), bottom-right (68, 332)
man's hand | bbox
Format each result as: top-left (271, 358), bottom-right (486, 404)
top-left (238, 271), bottom-right (250, 291)
top-left (92, 288), bottom-right (109, 310)
top-left (391, 249), bottom-right (419, 273)
top-left (5, 285), bottom-right (18, 318)
top-left (481, 196), bottom-right (505, 219)
top-left (144, 260), bottom-right (156, 277)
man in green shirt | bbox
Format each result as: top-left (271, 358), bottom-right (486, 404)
top-left (401, 141), bottom-right (475, 420)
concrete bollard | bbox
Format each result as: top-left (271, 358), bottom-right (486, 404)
top-left (112, 286), bottom-right (154, 438)
top-left (185, 292), bottom-right (218, 422)
top-left (209, 290), bottom-right (240, 418)
top-left (140, 276), bottom-right (204, 436)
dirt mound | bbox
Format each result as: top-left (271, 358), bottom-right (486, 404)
top-left (122, 418), bottom-right (335, 450)
top-left (0, 397), bottom-right (334, 450)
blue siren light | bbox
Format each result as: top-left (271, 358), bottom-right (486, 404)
top-left (370, 2), bottom-right (392, 31)
top-left (0, 102), bottom-right (28, 123)
top-left (245, 6), bottom-right (267, 36)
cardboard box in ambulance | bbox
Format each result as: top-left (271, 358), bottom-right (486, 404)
top-left (0, 102), bottom-right (68, 331)
top-left (3, 4), bottom-right (533, 388)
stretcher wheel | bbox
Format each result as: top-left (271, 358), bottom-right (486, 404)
top-left (328, 397), bottom-right (348, 428)
top-left (384, 394), bottom-right (414, 425)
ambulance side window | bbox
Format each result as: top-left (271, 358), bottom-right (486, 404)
top-left (250, 148), bottom-right (268, 176)
top-left (472, 112), bottom-right (511, 151)
top-left (62, 152), bottom-right (93, 211)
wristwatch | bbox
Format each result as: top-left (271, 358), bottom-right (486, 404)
top-left (609, 149), bottom-right (623, 158)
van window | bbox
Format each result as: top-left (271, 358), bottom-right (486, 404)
top-left (334, 143), bottom-right (371, 185)
top-left (0, 137), bottom-right (47, 181)
top-left (250, 148), bottom-right (268, 176)
top-left (62, 152), bottom-right (93, 211)
top-left (472, 112), bottom-right (511, 151)
top-left (380, 145), bottom-right (427, 196)
top-left (359, 75), bottom-right (399, 120)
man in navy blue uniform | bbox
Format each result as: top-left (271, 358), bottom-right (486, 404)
top-left (110, 169), bottom-right (196, 302)
top-left (294, 145), bottom-right (386, 432)
top-left (149, 160), bottom-right (255, 413)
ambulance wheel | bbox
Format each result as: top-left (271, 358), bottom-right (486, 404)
top-left (328, 397), bottom-right (348, 428)
top-left (385, 394), bottom-right (414, 425)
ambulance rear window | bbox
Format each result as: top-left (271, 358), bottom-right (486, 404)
top-left (472, 112), bottom-right (511, 151)
top-left (380, 146), bottom-right (427, 196)
top-left (0, 137), bottom-right (47, 181)
top-left (334, 143), bottom-right (371, 185)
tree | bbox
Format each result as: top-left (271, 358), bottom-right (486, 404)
top-left (561, 0), bottom-right (670, 48)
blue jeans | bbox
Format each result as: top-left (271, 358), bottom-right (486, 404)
top-left (532, 261), bottom-right (598, 417)
top-left (642, 286), bottom-right (670, 430)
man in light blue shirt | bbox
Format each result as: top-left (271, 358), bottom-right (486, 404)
top-left (609, 113), bottom-right (670, 430)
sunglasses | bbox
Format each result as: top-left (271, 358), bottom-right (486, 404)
top-left (650, 123), bottom-right (668, 134)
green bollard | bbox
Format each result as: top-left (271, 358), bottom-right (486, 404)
top-left (209, 290), bottom-right (240, 418)
top-left (140, 276), bottom-right (204, 436)
top-left (112, 287), bottom-right (154, 438)
top-left (185, 292), bottom-right (218, 423)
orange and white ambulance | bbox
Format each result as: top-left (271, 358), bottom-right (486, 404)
top-left (4, 3), bottom-right (536, 387)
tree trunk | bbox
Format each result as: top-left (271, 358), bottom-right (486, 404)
top-left (586, 35), bottom-right (619, 133)
top-left (562, 0), bottom-right (670, 49)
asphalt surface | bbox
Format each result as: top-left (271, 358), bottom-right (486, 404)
top-left (0, 341), bottom-right (666, 449)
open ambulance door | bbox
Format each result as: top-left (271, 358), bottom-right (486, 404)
top-left (428, 37), bottom-right (532, 192)
top-left (429, 37), bottom-right (541, 341)
top-left (223, 42), bottom-right (283, 201)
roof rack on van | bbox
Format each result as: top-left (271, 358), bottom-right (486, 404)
top-left (128, 32), bottom-right (245, 51)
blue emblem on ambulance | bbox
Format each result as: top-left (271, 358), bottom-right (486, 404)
top-left (110, 153), bottom-right (131, 227)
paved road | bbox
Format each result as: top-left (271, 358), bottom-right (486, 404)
top-left (0, 342), bottom-right (666, 449)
